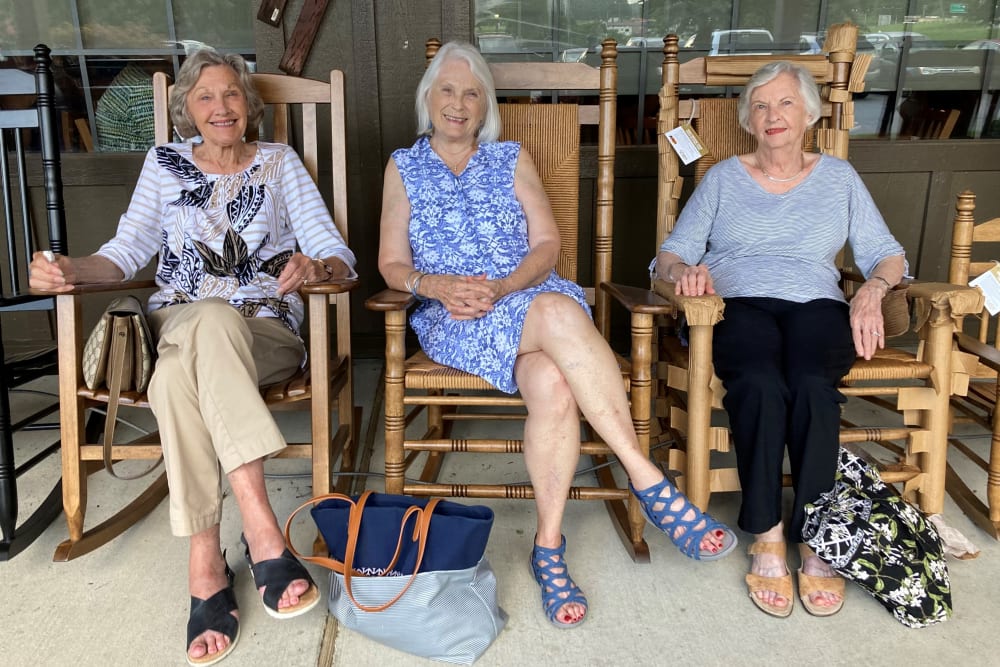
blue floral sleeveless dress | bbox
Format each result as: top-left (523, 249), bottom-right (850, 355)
top-left (393, 136), bottom-right (590, 393)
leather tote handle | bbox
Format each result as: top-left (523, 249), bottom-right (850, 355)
top-left (102, 315), bottom-right (162, 480)
top-left (284, 490), bottom-right (442, 612)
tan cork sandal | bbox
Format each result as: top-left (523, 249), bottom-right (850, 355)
top-left (745, 541), bottom-right (794, 618)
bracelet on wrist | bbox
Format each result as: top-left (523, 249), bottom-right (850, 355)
top-left (411, 272), bottom-right (426, 299)
top-left (403, 270), bottom-right (421, 294)
top-left (869, 275), bottom-right (892, 291)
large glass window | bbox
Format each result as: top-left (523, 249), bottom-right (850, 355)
top-left (474, 0), bottom-right (1000, 141)
top-left (0, 0), bottom-right (254, 153)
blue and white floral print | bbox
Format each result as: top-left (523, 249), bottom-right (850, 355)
top-left (393, 136), bottom-right (589, 393)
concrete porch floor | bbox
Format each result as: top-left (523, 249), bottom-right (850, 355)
top-left (1, 357), bottom-right (997, 666)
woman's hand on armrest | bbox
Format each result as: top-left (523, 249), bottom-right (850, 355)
top-left (29, 252), bottom-right (124, 292)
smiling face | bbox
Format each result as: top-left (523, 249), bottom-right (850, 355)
top-left (427, 57), bottom-right (486, 143)
top-left (186, 64), bottom-right (248, 148)
top-left (747, 71), bottom-right (811, 150)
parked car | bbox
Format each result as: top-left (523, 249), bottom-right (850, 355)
top-left (709, 29), bottom-right (774, 55)
top-left (962, 39), bottom-right (1000, 51)
top-left (868, 32), bottom-right (982, 91)
top-left (476, 33), bottom-right (519, 54)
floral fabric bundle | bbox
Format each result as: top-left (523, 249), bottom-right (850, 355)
top-left (802, 448), bottom-right (952, 628)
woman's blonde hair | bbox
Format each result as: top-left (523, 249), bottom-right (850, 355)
top-left (169, 48), bottom-right (263, 140)
top-left (415, 41), bottom-right (501, 143)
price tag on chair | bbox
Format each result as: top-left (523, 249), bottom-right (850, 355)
top-left (968, 260), bottom-right (1000, 315)
top-left (664, 123), bottom-right (708, 165)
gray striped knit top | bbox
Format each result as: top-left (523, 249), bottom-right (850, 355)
top-left (653, 154), bottom-right (906, 304)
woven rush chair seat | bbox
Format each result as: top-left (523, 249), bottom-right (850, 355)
top-left (650, 22), bottom-right (984, 516)
top-left (47, 68), bottom-right (360, 561)
top-left (366, 39), bottom-right (669, 562)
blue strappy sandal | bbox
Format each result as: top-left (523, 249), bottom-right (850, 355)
top-left (630, 478), bottom-right (738, 561)
top-left (186, 555), bottom-right (239, 667)
top-left (530, 536), bottom-right (588, 629)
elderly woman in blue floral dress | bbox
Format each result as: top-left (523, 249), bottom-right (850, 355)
top-left (377, 41), bottom-right (738, 629)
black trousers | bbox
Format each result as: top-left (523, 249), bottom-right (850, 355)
top-left (712, 297), bottom-right (856, 540)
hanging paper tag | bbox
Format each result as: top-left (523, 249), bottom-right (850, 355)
top-left (664, 123), bottom-right (708, 165)
top-left (969, 261), bottom-right (1000, 316)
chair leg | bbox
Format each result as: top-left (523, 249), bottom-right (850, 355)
top-left (383, 311), bottom-right (407, 495)
top-left (0, 479), bottom-right (62, 561)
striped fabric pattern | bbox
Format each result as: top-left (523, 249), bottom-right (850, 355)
top-left (656, 154), bottom-right (906, 303)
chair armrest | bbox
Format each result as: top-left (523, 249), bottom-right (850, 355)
top-left (300, 277), bottom-right (360, 295)
top-left (365, 288), bottom-right (416, 312)
top-left (954, 332), bottom-right (1000, 373)
top-left (907, 281), bottom-right (984, 331)
top-left (650, 278), bottom-right (726, 326)
top-left (601, 281), bottom-right (673, 315)
top-left (29, 279), bottom-right (157, 297)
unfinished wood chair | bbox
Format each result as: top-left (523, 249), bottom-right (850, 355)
top-left (366, 39), bottom-right (668, 562)
top-left (0, 45), bottom-right (66, 559)
top-left (651, 22), bottom-right (984, 516)
top-left (898, 99), bottom-right (960, 140)
top-left (947, 189), bottom-right (1000, 538)
top-left (46, 68), bottom-right (359, 560)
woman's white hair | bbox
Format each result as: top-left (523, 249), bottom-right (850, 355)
top-left (415, 41), bottom-right (501, 143)
top-left (737, 60), bottom-right (822, 132)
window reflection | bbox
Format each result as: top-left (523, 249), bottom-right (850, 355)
top-left (474, 0), bottom-right (1000, 140)
top-left (0, 0), bottom-right (254, 153)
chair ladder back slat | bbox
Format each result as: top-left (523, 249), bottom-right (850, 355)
top-left (299, 102), bottom-right (318, 184)
top-left (329, 70), bottom-right (348, 242)
top-left (0, 130), bottom-right (16, 295)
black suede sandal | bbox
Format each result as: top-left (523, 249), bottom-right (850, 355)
top-left (186, 557), bottom-right (240, 667)
top-left (241, 533), bottom-right (320, 619)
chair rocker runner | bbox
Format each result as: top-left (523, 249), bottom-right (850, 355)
top-left (366, 39), bottom-right (671, 562)
top-left (46, 68), bottom-right (360, 561)
top-left (651, 22), bottom-right (983, 518)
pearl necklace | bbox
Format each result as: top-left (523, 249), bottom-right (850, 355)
top-left (760, 163), bottom-right (804, 183)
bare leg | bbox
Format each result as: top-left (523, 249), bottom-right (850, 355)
top-left (228, 459), bottom-right (311, 609)
top-left (750, 522), bottom-right (791, 610)
top-left (187, 525), bottom-right (235, 661)
top-left (518, 294), bottom-right (725, 550)
top-left (516, 351), bottom-right (586, 625)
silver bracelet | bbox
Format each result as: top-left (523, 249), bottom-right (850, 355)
top-left (411, 273), bottom-right (427, 299)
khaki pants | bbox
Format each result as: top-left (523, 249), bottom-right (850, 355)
top-left (147, 299), bottom-right (304, 536)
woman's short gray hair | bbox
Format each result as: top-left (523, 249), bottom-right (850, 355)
top-left (415, 41), bottom-right (501, 143)
top-left (169, 48), bottom-right (263, 140)
top-left (737, 61), bottom-right (822, 132)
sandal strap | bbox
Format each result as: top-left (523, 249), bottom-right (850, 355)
top-left (531, 537), bottom-right (588, 624)
top-left (245, 542), bottom-right (316, 613)
top-left (186, 584), bottom-right (238, 647)
top-left (747, 541), bottom-right (787, 557)
top-left (745, 572), bottom-right (794, 599)
top-left (797, 570), bottom-right (845, 598)
top-left (631, 479), bottom-right (732, 559)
